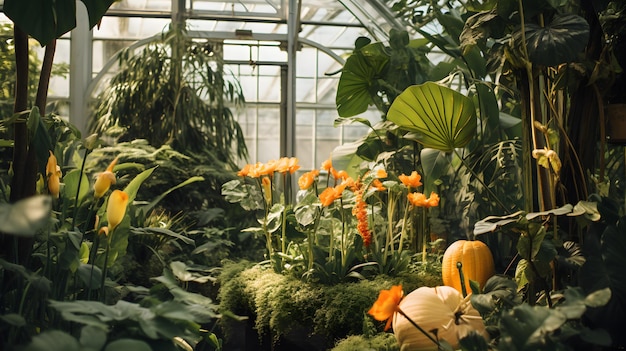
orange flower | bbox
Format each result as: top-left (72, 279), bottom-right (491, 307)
top-left (298, 170), bottom-right (319, 190)
top-left (371, 179), bottom-right (386, 192)
top-left (94, 156), bottom-right (118, 199)
top-left (375, 168), bottom-right (388, 179)
top-left (107, 189), bottom-right (129, 231)
top-left (46, 151), bottom-right (62, 198)
top-left (276, 157), bottom-right (300, 174)
top-left (407, 191), bottom-right (440, 208)
top-left (238, 164), bottom-right (252, 177)
top-left (321, 158), bottom-right (332, 171)
top-left (399, 171), bottom-right (422, 188)
top-left (261, 159), bottom-right (279, 175)
top-left (319, 185), bottom-right (343, 207)
top-left (352, 184), bottom-right (371, 247)
top-left (368, 285), bottom-right (404, 331)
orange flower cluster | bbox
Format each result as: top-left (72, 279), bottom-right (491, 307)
top-left (399, 170), bottom-right (439, 208)
top-left (407, 191), bottom-right (440, 208)
top-left (352, 182), bottom-right (371, 247)
top-left (368, 285), bottom-right (404, 331)
top-left (238, 157), bottom-right (301, 178)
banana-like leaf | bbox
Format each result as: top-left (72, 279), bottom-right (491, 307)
top-left (387, 82), bottom-right (477, 152)
top-left (3, 0), bottom-right (116, 46)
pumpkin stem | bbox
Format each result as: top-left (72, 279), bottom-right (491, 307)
top-left (456, 261), bottom-right (468, 298)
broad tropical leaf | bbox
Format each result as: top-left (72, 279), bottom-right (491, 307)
top-left (3, 0), bottom-right (116, 46)
top-left (336, 41), bottom-right (388, 117)
top-left (513, 14), bottom-right (590, 67)
top-left (387, 82), bottom-right (477, 152)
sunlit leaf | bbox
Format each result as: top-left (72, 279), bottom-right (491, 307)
top-left (387, 82), bottom-right (477, 152)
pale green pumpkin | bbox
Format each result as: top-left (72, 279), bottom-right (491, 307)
top-left (392, 286), bottom-right (488, 351)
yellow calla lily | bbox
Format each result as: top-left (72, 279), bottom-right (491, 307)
top-left (94, 156), bottom-right (119, 199)
top-left (107, 189), bottom-right (129, 232)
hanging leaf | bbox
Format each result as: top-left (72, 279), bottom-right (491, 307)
top-left (3, 0), bottom-right (116, 46)
top-left (387, 82), bottom-right (477, 152)
top-left (336, 42), bottom-right (389, 117)
top-left (512, 14), bottom-right (590, 67)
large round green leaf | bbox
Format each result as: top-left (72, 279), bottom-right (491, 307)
top-left (336, 42), bottom-right (388, 117)
top-left (514, 14), bottom-right (590, 67)
top-left (386, 82), bottom-right (477, 152)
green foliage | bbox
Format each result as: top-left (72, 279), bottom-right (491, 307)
top-left (335, 29), bottom-right (433, 118)
top-left (89, 25), bottom-right (247, 165)
top-left (387, 82), bottom-right (477, 152)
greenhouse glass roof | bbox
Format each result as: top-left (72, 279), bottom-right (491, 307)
top-left (1, 0), bottom-right (410, 169)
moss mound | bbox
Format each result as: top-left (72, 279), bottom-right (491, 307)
top-left (217, 261), bottom-right (442, 350)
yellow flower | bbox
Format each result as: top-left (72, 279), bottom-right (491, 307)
top-left (107, 190), bottom-right (129, 231)
top-left (94, 156), bottom-right (119, 199)
top-left (46, 151), bottom-right (62, 198)
top-left (399, 171), bottom-right (422, 188)
top-left (368, 285), bottom-right (404, 331)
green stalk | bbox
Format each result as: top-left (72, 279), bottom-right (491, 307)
top-left (453, 149), bottom-right (510, 214)
top-left (398, 199), bottom-right (411, 254)
top-left (87, 234), bottom-right (101, 301)
top-left (100, 230), bottom-right (113, 303)
top-left (456, 261), bottom-right (468, 298)
top-left (421, 207), bottom-right (428, 263)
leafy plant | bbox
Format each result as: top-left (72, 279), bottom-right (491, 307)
top-left (89, 25), bottom-right (247, 165)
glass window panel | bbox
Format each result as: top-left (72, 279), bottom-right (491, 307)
top-left (257, 76), bottom-right (280, 102)
top-left (238, 76), bottom-right (258, 101)
top-left (296, 48), bottom-right (317, 77)
top-left (316, 77), bottom-right (339, 104)
top-left (296, 77), bottom-right (316, 103)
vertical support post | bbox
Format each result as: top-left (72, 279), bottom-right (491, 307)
top-left (69, 0), bottom-right (92, 135)
top-left (284, 0), bottom-right (300, 158)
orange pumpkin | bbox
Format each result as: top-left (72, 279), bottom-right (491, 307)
top-left (442, 240), bottom-right (495, 294)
